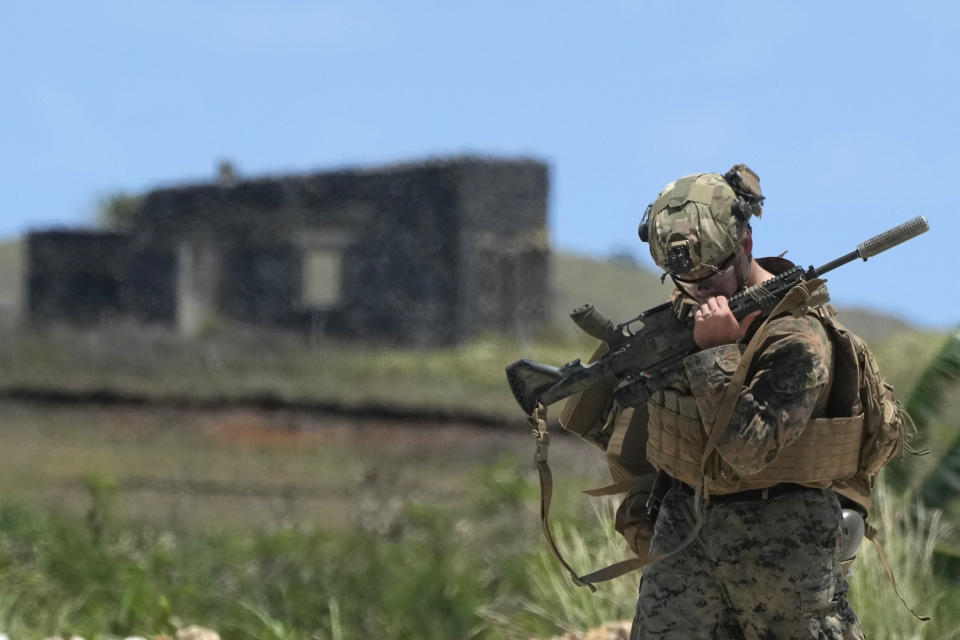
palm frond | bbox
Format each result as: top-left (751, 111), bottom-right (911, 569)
top-left (905, 328), bottom-right (960, 430)
top-left (918, 433), bottom-right (960, 511)
top-left (884, 328), bottom-right (960, 495)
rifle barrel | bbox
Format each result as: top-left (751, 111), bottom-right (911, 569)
top-left (811, 250), bottom-right (860, 278)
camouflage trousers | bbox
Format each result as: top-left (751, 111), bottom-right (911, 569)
top-left (630, 485), bottom-right (864, 640)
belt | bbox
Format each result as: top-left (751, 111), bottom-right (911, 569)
top-left (674, 480), bottom-right (817, 503)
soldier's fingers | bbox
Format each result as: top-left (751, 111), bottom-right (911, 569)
top-left (706, 297), bottom-right (722, 314)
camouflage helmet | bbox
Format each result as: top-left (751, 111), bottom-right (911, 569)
top-left (640, 164), bottom-right (764, 276)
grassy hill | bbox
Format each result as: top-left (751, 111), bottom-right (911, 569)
top-left (549, 252), bottom-right (673, 338)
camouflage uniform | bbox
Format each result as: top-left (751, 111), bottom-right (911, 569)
top-left (623, 258), bottom-right (865, 639)
top-left (550, 167), bottom-right (874, 637)
top-left (630, 481), bottom-right (863, 639)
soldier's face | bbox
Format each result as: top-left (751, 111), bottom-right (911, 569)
top-left (673, 248), bottom-right (742, 302)
top-left (676, 262), bottom-right (739, 302)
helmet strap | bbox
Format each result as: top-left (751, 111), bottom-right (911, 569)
top-left (733, 246), bottom-right (752, 291)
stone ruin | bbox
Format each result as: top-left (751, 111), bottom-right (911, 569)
top-left (26, 156), bottom-right (551, 344)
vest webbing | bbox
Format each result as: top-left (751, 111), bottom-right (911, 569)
top-left (645, 409), bottom-right (864, 492)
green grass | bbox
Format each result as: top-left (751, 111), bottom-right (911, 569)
top-left (0, 337), bottom-right (953, 638)
top-left (477, 497), bottom-right (639, 637)
top-left (3, 472), bottom-right (949, 640)
top-left (0, 498), bottom-right (517, 639)
top-left (847, 481), bottom-right (960, 639)
top-left (0, 449), bottom-right (604, 640)
top-left (869, 329), bottom-right (955, 393)
top-left (0, 322), bottom-right (600, 420)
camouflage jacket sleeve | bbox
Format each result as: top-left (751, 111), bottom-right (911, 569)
top-left (681, 313), bottom-right (833, 476)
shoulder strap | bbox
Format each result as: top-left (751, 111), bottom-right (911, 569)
top-left (530, 403), bottom-right (676, 588)
top-left (528, 403), bottom-right (597, 591)
top-left (702, 277), bottom-right (829, 463)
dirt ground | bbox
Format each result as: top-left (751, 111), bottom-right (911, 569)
top-left (0, 399), bottom-right (608, 531)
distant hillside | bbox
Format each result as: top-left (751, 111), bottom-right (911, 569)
top-left (551, 252), bottom-right (916, 343)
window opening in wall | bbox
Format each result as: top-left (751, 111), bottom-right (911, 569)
top-left (302, 248), bottom-right (342, 307)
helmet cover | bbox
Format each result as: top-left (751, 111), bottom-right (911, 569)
top-left (642, 167), bottom-right (763, 275)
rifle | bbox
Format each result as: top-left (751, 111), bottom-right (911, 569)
top-left (506, 216), bottom-right (929, 417)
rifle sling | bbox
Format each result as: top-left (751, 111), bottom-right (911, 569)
top-left (530, 404), bottom-right (597, 591)
top-left (866, 525), bottom-right (931, 621)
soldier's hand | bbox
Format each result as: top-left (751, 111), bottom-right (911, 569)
top-left (693, 296), bottom-right (761, 349)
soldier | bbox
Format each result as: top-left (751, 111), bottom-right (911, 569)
top-left (566, 166), bottom-right (869, 639)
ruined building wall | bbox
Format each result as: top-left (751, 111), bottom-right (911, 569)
top-left (135, 160), bottom-right (467, 343)
top-left (26, 156), bottom-right (551, 344)
top-left (322, 164), bottom-right (462, 344)
top-left (454, 160), bottom-right (551, 340)
top-left (27, 231), bottom-right (175, 324)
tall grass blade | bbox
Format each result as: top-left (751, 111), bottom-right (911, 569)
top-left (848, 479), bottom-right (960, 639)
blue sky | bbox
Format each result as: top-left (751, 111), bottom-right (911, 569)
top-left (2, 1), bottom-right (957, 328)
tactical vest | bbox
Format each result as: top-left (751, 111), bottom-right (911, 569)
top-left (643, 380), bottom-right (864, 496)
top-left (617, 303), bottom-right (881, 512)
